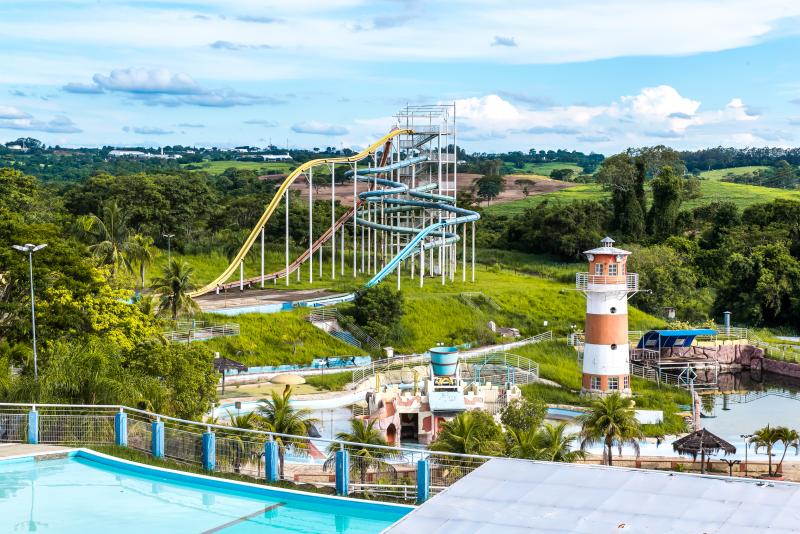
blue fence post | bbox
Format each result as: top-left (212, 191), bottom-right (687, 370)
top-left (416, 459), bottom-right (431, 504)
top-left (264, 437), bottom-right (279, 482)
top-left (151, 419), bottom-right (164, 459)
top-left (335, 445), bottom-right (350, 496)
top-left (27, 406), bottom-right (38, 445)
top-left (114, 409), bottom-right (128, 447)
top-left (202, 429), bottom-right (215, 471)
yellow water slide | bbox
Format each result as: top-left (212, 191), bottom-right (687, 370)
top-left (189, 128), bottom-right (413, 297)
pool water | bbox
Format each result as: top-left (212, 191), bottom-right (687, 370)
top-left (0, 452), bottom-right (409, 533)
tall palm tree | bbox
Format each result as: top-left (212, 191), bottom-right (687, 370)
top-left (225, 410), bottom-right (263, 474)
top-left (578, 393), bottom-right (642, 466)
top-left (257, 387), bottom-right (318, 479)
top-left (752, 425), bottom-right (783, 476)
top-left (130, 233), bottom-right (156, 290)
top-left (324, 419), bottom-right (396, 486)
top-left (775, 427), bottom-right (800, 476)
top-left (83, 201), bottom-right (137, 280)
top-left (150, 260), bottom-right (199, 321)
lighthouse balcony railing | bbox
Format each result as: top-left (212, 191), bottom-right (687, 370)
top-left (576, 273), bottom-right (638, 291)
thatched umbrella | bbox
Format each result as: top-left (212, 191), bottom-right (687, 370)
top-left (672, 428), bottom-right (736, 474)
top-left (213, 356), bottom-right (248, 395)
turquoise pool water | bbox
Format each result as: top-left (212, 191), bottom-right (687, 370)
top-left (0, 451), bottom-right (409, 533)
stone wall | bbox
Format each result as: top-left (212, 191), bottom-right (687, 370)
top-left (762, 358), bottom-right (800, 379)
top-left (665, 343), bottom-right (763, 365)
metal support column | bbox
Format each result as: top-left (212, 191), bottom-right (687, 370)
top-left (308, 168), bottom-right (313, 283)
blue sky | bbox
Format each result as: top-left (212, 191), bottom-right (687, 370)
top-left (1, 0), bottom-right (800, 152)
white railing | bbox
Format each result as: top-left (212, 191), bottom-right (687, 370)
top-left (576, 272), bottom-right (638, 291)
top-left (162, 323), bottom-right (240, 342)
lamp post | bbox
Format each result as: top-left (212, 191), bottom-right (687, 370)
top-left (740, 434), bottom-right (753, 477)
top-left (11, 243), bottom-right (47, 380)
top-left (163, 233), bottom-right (175, 264)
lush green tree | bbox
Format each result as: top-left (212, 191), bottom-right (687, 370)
top-left (257, 387), bottom-right (318, 478)
top-left (627, 145), bottom-right (686, 178)
top-left (550, 168), bottom-right (575, 181)
top-left (150, 260), bottom-right (199, 320)
top-left (647, 166), bottom-right (683, 240)
top-left (507, 422), bottom-right (586, 462)
top-left (429, 410), bottom-right (504, 456)
top-left (596, 154), bottom-right (645, 239)
top-left (578, 393), bottom-right (642, 466)
top-left (500, 397), bottom-right (546, 432)
top-left (324, 419), bottom-right (394, 486)
top-left (81, 201), bottom-right (138, 280)
top-left (475, 175), bottom-right (504, 205)
top-left (126, 341), bottom-right (217, 419)
top-left (349, 285), bottom-right (404, 344)
top-left (714, 243), bottom-right (800, 326)
top-left (130, 233), bottom-right (156, 290)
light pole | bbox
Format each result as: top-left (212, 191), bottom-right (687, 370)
top-left (741, 434), bottom-right (753, 477)
top-left (11, 243), bottom-right (47, 380)
top-left (163, 233), bottom-right (175, 264)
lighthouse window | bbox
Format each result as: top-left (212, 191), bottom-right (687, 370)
top-left (624, 376), bottom-right (630, 389)
top-left (591, 376), bottom-right (600, 390)
top-left (594, 263), bottom-right (604, 275)
top-left (608, 377), bottom-right (619, 390)
top-left (609, 263), bottom-right (618, 276)
top-left (610, 307), bottom-right (617, 314)
top-left (611, 343), bottom-right (618, 350)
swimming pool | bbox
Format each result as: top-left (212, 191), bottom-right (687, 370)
top-left (0, 450), bottom-right (411, 533)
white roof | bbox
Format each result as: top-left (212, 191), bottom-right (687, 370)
top-left (386, 458), bottom-right (800, 533)
top-left (584, 237), bottom-right (630, 256)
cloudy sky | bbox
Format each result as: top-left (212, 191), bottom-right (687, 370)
top-left (2, 0), bottom-right (800, 152)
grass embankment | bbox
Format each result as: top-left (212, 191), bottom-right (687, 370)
top-left (203, 309), bottom-right (364, 367)
top-left (513, 342), bottom-right (691, 437)
top-left (305, 371), bottom-right (353, 391)
top-left (484, 173), bottom-right (800, 217)
top-left (698, 166), bottom-right (770, 181)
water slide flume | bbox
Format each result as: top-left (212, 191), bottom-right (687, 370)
top-left (189, 129), bottom-right (412, 297)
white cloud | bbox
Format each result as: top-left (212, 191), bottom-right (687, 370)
top-left (93, 68), bottom-right (202, 94)
top-left (0, 115), bottom-right (81, 133)
top-left (0, 105), bottom-right (31, 119)
top-left (123, 126), bottom-right (175, 135)
top-left (292, 121), bottom-right (348, 135)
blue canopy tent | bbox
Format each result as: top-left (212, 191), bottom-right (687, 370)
top-left (633, 329), bottom-right (718, 363)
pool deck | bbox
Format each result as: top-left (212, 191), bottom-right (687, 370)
top-left (0, 443), bottom-right (72, 458)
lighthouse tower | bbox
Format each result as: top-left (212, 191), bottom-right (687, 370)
top-left (577, 237), bottom-right (638, 397)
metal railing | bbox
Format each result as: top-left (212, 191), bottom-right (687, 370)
top-left (0, 403), bottom-right (498, 503)
top-left (307, 309), bottom-right (380, 351)
top-left (576, 272), bottom-right (638, 291)
top-left (162, 323), bottom-right (240, 343)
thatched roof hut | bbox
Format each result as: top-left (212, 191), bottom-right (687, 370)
top-left (212, 356), bottom-right (248, 373)
top-left (672, 428), bottom-right (736, 473)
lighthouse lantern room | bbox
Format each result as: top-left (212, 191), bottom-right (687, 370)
top-left (576, 237), bottom-right (639, 397)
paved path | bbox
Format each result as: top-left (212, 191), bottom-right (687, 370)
top-left (0, 443), bottom-right (72, 458)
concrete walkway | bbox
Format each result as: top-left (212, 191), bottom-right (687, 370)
top-left (0, 443), bottom-right (72, 458)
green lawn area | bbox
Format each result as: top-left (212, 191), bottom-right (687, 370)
top-left (483, 178), bottom-right (800, 217)
top-left (182, 160), bottom-right (296, 175)
top-left (505, 162), bottom-right (585, 176)
top-left (698, 166), bottom-right (769, 181)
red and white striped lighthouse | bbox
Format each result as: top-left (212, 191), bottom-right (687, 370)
top-left (577, 237), bottom-right (638, 396)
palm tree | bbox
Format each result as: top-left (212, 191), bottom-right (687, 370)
top-left (324, 419), bottom-right (396, 486)
top-left (225, 410), bottom-right (263, 474)
top-left (82, 201), bottom-right (137, 280)
top-left (578, 393), bottom-right (642, 466)
top-left (775, 427), bottom-right (800, 475)
top-left (429, 411), bottom-right (504, 456)
top-left (752, 425), bottom-right (783, 477)
top-left (130, 233), bottom-right (156, 290)
top-left (533, 422), bottom-right (587, 463)
top-left (150, 260), bottom-right (199, 321)
top-left (257, 387), bottom-right (318, 479)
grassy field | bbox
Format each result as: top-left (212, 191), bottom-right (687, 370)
top-left (698, 166), bottom-right (769, 181)
top-left (484, 177), bottom-right (800, 217)
top-left (202, 309), bottom-right (364, 367)
top-left (182, 160), bottom-right (296, 175)
top-left (513, 341), bottom-right (691, 436)
top-left (505, 162), bottom-right (585, 176)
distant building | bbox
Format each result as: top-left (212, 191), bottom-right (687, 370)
top-left (260, 154), bottom-right (291, 161)
top-left (108, 149), bottom-right (182, 160)
top-left (6, 144), bottom-right (28, 152)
